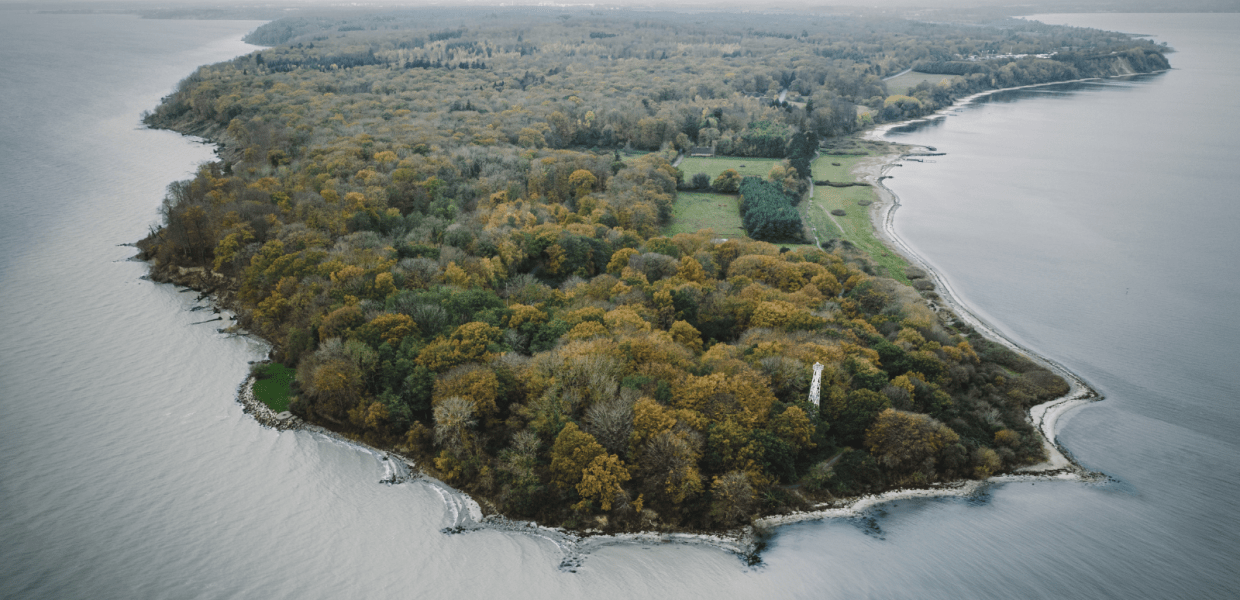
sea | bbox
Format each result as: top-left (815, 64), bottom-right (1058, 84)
top-left (0, 11), bottom-right (1236, 600)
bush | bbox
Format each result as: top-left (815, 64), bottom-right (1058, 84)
top-left (712, 169), bottom-right (742, 193)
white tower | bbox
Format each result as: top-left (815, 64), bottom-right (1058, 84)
top-left (808, 362), bottom-right (824, 408)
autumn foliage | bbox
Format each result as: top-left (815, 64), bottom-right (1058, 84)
top-left (134, 9), bottom-right (1096, 532)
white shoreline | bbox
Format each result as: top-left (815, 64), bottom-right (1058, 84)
top-left (854, 76), bottom-right (1126, 475)
top-left (220, 74), bottom-right (1175, 565)
top-left (858, 158), bottom-right (1099, 474)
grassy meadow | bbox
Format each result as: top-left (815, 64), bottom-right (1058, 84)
top-left (678, 156), bottom-right (783, 181)
top-left (665, 191), bottom-right (747, 239)
top-left (666, 156), bottom-right (786, 240)
top-left (666, 152), bottom-right (912, 283)
top-left (804, 153), bottom-right (911, 283)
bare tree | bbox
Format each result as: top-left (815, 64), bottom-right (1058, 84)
top-left (433, 396), bottom-right (477, 457)
top-left (711, 471), bottom-right (755, 526)
top-left (640, 428), bottom-right (703, 503)
top-left (584, 389), bottom-right (636, 455)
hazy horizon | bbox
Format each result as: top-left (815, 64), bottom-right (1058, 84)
top-left (4, 0), bottom-right (1238, 21)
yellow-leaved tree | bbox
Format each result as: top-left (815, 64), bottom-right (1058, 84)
top-left (771, 405), bottom-right (816, 452)
top-left (568, 169), bottom-right (598, 200)
top-left (576, 453), bottom-right (630, 511)
top-left (433, 365), bottom-right (499, 416)
top-left (550, 422), bottom-right (605, 491)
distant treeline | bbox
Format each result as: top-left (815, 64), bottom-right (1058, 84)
top-left (914, 47), bottom-right (1169, 79)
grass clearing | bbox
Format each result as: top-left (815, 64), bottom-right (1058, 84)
top-left (805, 152), bottom-right (911, 284)
top-left (665, 191), bottom-right (747, 239)
top-left (678, 156), bottom-right (783, 181)
top-left (252, 362), bottom-right (295, 412)
top-left (666, 150), bottom-right (910, 283)
top-left (883, 71), bottom-right (964, 96)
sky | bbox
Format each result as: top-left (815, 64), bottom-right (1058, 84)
top-left (4, 0), bottom-right (1236, 12)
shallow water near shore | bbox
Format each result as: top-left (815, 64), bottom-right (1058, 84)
top-left (1, 11), bottom-right (1238, 600)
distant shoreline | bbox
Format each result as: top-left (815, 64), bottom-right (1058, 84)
top-left (864, 68), bottom-right (1171, 140)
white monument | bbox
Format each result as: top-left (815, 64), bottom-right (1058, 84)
top-left (808, 362), bottom-right (824, 408)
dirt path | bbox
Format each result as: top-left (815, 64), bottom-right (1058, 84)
top-left (883, 67), bottom-right (912, 81)
top-left (807, 177), bottom-right (844, 238)
top-left (819, 202), bottom-right (845, 235)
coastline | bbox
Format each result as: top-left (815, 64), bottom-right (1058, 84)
top-left (745, 81), bottom-right (1136, 533)
top-left (178, 72), bottom-right (1165, 566)
top-left (863, 69), bottom-right (1170, 141)
top-left (857, 150), bottom-right (1099, 475)
top-left (232, 370), bottom-right (764, 567)
top-left (854, 78), bottom-right (1118, 475)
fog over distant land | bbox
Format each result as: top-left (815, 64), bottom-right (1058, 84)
top-left (5, 0), bottom-right (1238, 21)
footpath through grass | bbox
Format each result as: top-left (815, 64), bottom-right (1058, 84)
top-left (252, 363), bottom-right (295, 412)
top-left (805, 151), bottom-right (911, 284)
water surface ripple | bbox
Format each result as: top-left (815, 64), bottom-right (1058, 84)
top-left (1, 12), bottom-right (1236, 600)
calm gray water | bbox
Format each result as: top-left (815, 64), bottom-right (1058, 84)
top-left (0, 11), bottom-right (1236, 600)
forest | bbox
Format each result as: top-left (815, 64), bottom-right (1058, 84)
top-left (138, 8), bottom-right (1161, 532)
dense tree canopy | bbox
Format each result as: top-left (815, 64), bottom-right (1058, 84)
top-left (139, 8), bottom-right (1150, 532)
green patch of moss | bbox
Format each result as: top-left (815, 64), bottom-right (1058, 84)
top-left (252, 363), bottom-right (295, 413)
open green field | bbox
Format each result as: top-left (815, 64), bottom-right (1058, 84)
top-left (665, 191), bottom-right (747, 239)
top-left (804, 153), bottom-right (910, 284)
top-left (252, 363), bottom-right (295, 412)
top-left (678, 156), bottom-right (783, 181)
top-left (883, 71), bottom-right (964, 96)
top-left (664, 150), bottom-right (911, 283)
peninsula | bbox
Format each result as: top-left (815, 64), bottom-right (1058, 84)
top-left (139, 7), bottom-right (1166, 534)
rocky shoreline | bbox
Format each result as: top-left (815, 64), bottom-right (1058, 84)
top-left (236, 374), bottom-right (302, 431)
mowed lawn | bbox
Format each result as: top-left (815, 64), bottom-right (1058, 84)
top-left (678, 156), bottom-right (783, 181)
top-left (665, 191), bottom-right (747, 238)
